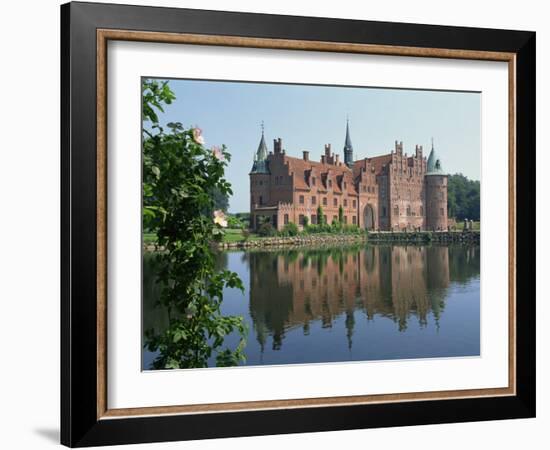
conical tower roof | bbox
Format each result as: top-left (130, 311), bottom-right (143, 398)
top-left (256, 132), bottom-right (268, 161)
top-left (344, 119), bottom-right (353, 150)
top-left (250, 122), bottom-right (270, 174)
top-left (426, 138), bottom-right (446, 175)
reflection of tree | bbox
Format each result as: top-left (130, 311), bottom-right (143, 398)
top-left (247, 244), bottom-right (480, 351)
top-left (448, 245), bottom-right (480, 284)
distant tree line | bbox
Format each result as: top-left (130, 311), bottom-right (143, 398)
top-left (447, 173), bottom-right (480, 221)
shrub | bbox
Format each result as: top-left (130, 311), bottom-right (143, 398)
top-left (227, 215), bottom-right (245, 229)
top-left (303, 216), bottom-right (309, 227)
top-left (317, 206), bottom-right (325, 226)
top-left (281, 222), bottom-right (299, 236)
top-left (141, 79), bottom-right (247, 369)
top-left (258, 222), bottom-right (276, 237)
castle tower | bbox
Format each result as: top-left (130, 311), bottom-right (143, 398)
top-left (424, 139), bottom-right (448, 231)
top-left (343, 118), bottom-right (354, 168)
top-left (249, 123), bottom-right (271, 230)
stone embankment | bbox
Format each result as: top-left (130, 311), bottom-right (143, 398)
top-left (218, 234), bottom-right (367, 250)
top-left (143, 230), bottom-right (479, 252)
top-left (366, 230), bottom-right (480, 244)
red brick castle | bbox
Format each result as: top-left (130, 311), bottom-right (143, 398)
top-left (249, 121), bottom-right (448, 232)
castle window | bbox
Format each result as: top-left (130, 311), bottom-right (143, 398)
top-left (344, 216), bottom-right (348, 224)
top-left (323, 197), bottom-right (327, 206)
top-left (312, 196), bottom-right (316, 205)
top-left (259, 195), bottom-right (263, 205)
top-left (328, 180), bottom-right (332, 188)
top-left (299, 214), bottom-right (305, 225)
top-left (439, 191), bottom-right (444, 200)
top-left (312, 177), bottom-right (316, 186)
top-left (394, 205), bottom-right (399, 216)
top-left (407, 206), bottom-right (411, 216)
top-left (352, 200), bottom-right (356, 208)
top-left (344, 182), bottom-right (347, 189)
top-left (311, 215), bottom-right (317, 225)
top-left (333, 198), bottom-right (337, 207)
top-left (299, 195), bottom-right (304, 204)
top-left (284, 214), bottom-right (289, 225)
top-left (352, 216), bottom-right (357, 225)
top-left (344, 199), bottom-right (348, 207)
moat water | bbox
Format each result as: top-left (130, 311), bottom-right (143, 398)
top-left (143, 243), bottom-right (480, 369)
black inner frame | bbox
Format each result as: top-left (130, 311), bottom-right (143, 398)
top-left (61, 2), bottom-right (536, 447)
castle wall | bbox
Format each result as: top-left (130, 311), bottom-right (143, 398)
top-left (387, 145), bottom-right (427, 231)
top-left (356, 165), bottom-right (379, 230)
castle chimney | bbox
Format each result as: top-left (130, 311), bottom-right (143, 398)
top-left (303, 150), bottom-right (309, 161)
top-left (274, 138), bottom-right (282, 154)
top-left (325, 144), bottom-right (331, 157)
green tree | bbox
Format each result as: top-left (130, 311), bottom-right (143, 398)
top-left (211, 187), bottom-right (229, 212)
top-left (338, 205), bottom-right (344, 224)
top-left (142, 79), bottom-right (247, 369)
top-left (317, 205), bottom-right (325, 226)
top-left (447, 173), bottom-right (480, 221)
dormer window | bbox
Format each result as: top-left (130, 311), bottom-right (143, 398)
top-left (344, 182), bottom-right (347, 189)
top-left (328, 180), bottom-right (332, 188)
top-left (312, 177), bottom-right (316, 186)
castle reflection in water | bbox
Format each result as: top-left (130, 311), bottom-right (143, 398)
top-left (143, 244), bottom-right (480, 367)
top-left (244, 245), bottom-right (479, 352)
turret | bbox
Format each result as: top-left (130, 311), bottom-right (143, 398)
top-left (424, 138), bottom-right (448, 231)
top-left (249, 123), bottom-right (272, 230)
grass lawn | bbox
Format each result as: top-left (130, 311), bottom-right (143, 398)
top-left (223, 228), bottom-right (262, 243)
top-left (143, 229), bottom-right (259, 245)
top-left (223, 228), bottom-right (247, 243)
top-left (143, 232), bottom-right (157, 244)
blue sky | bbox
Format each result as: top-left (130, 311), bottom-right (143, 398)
top-left (149, 78), bottom-right (480, 213)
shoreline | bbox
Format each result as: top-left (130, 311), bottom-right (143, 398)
top-left (143, 230), bottom-right (480, 252)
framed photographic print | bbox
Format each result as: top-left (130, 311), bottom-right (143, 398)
top-left (60, 1), bottom-right (536, 447)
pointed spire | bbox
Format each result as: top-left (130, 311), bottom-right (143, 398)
top-left (250, 121), bottom-right (269, 174)
top-left (343, 116), bottom-right (354, 168)
top-left (256, 121), bottom-right (268, 160)
top-left (345, 116), bottom-right (353, 148)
